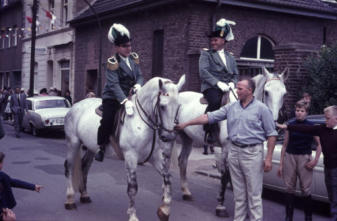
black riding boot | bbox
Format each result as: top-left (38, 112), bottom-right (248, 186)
top-left (303, 195), bottom-right (312, 221)
top-left (204, 123), bottom-right (217, 144)
top-left (285, 193), bottom-right (294, 221)
top-left (95, 145), bottom-right (106, 162)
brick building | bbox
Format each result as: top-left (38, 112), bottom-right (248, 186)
top-left (0, 0), bottom-right (24, 89)
top-left (70, 0), bottom-right (337, 110)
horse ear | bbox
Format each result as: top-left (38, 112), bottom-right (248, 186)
top-left (159, 79), bottom-right (163, 91)
top-left (177, 74), bottom-right (186, 92)
top-left (280, 67), bottom-right (289, 82)
top-left (262, 66), bottom-right (270, 77)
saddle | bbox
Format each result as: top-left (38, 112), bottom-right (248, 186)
top-left (200, 91), bottom-right (230, 106)
top-left (95, 105), bottom-right (126, 160)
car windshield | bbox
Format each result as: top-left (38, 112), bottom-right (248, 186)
top-left (35, 99), bottom-right (69, 109)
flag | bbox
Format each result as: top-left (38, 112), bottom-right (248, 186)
top-left (46, 10), bottom-right (53, 19)
top-left (26, 16), bottom-right (33, 23)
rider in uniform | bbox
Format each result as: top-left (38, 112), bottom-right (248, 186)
top-left (199, 18), bottom-right (239, 144)
top-left (95, 23), bottom-right (144, 162)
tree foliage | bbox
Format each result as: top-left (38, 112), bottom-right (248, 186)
top-left (303, 43), bottom-right (337, 114)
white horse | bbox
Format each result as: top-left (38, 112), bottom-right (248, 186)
top-left (64, 75), bottom-right (185, 221)
top-left (176, 67), bottom-right (288, 216)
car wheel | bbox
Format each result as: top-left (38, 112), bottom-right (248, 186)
top-left (31, 124), bottom-right (39, 136)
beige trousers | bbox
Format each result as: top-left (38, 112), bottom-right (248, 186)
top-left (228, 142), bottom-right (264, 221)
top-left (282, 152), bottom-right (313, 196)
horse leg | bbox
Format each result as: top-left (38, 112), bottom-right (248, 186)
top-left (215, 165), bottom-right (231, 217)
top-left (80, 147), bottom-right (95, 204)
top-left (124, 151), bottom-right (139, 221)
top-left (64, 138), bottom-right (82, 210)
top-left (178, 132), bottom-right (193, 201)
top-left (151, 143), bottom-right (174, 221)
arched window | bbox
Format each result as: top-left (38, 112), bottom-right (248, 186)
top-left (240, 35), bottom-right (274, 61)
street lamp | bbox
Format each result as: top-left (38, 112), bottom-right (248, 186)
top-left (82, 0), bottom-right (102, 97)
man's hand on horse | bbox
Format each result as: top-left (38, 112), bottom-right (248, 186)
top-left (133, 84), bottom-right (141, 94)
top-left (174, 123), bottom-right (187, 131)
top-left (217, 81), bottom-right (230, 92)
top-left (125, 100), bottom-right (134, 116)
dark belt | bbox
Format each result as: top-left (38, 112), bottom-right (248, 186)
top-left (231, 141), bottom-right (261, 148)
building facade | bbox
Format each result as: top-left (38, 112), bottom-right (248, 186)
top-left (21, 0), bottom-right (75, 96)
top-left (0, 0), bottom-right (24, 89)
top-left (71, 0), bottom-right (337, 110)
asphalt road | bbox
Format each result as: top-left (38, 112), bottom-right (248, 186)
top-left (0, 123), bottom-right (331, 221)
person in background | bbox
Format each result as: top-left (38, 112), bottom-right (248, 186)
top-left (10, 88), bottom-right (27, 138)
top-left (277, 100), bottom-right (321, 221)
top-left (0, 152), bottom-right (42, 221)
top-left (48, 87), bottom-right (57, 96)
top-left (277, 105), bottom-right (337, 221)
top-left (64, 90), bottom-right (72, 105)
top-left (39, 88), bottom-right (48, 96)
top-left (86, 91), bottom-right (96, 98)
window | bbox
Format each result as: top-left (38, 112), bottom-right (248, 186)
top-left (62, 0), bottom-right (68, 25)
top-left (240, 35), bottom-right (274, 61)
top-left (152, 30), bottom-right (164, 77)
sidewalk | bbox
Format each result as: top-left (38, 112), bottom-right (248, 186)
top-left (171, 144), bottom-right (222, 180)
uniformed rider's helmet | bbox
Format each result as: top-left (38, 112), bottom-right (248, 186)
top-left (108, 23), bottom-right (131, 46)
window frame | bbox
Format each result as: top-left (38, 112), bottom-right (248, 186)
top-left (240, 35), bottom-right (275, 62)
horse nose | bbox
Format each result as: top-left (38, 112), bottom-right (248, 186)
top-left (159, 131), bottom-right (176, 142)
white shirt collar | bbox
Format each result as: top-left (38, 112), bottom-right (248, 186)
top-left (333, 125), bottom-right (337, 130)
top-left (218, 49), bottom-right (224, 54)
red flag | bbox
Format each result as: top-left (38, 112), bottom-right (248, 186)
top-left (46, 10), bottom-right (53, 19)
top-left (26, 16), bottom-right (33, 23)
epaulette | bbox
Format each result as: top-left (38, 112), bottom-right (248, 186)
top-left (229, 52), bottom-right (234, 56)
top-left (107, 56), bottom-right (119, 71)
top-left (202, 48), bottom-right (209, 51)
top-left (130, 52), bottom-right (139, 64)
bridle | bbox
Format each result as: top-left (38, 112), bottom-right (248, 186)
top-left (135, 92), bottom-right (180, 133)
top-left (262, 77), bottom-right (282, 103)
top-left (135, 91), bottom-right (180, 163)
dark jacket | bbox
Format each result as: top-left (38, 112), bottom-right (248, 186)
top-left (199, 49), bottom-right (239, 92)
top-left (0, 171), bottom-right (35, 209)
top-left (102, 53), bottom-right (144, 102)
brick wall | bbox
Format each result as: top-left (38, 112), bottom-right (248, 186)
top-left (73, 2), bottom-right (337, 102)
top-left (274, 43), bottom-right (319, 116)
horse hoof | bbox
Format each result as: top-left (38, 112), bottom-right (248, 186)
top-left (80, 196), bottom-right (92, 203)
top-left (182, 194), bottom-right (193, 201)
top-left (64, 203), bottom-right (77, 210)
top-left (215, 205), bottom-right (229, 217)
top-left (157, 208), bottom-right (169, 221)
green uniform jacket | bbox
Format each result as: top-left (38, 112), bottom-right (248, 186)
top-left (102, 54), bottom-right (144, 102)
top-left (199, 49), bottom-right (239, 92)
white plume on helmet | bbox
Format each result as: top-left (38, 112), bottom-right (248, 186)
top-left (216, 18), bottom-right (236, 42)
top-left (108, 23), bottom-right (130, 44)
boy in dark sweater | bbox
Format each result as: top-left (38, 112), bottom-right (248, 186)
top-left (278, 100), bottom-right (321, 221)
top-left (277, 105), bottom-right (337, 221)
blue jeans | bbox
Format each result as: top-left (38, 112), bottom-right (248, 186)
top-left (325, 167), bottom-right (337, 221)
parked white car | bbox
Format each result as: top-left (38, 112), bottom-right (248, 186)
top-left (23, 96), bottom-right (71, 136)
top-left (263, 115), bottom-right (328, 202)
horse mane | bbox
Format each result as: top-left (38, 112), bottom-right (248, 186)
top-left (252, 74), bottom-right (267, 101)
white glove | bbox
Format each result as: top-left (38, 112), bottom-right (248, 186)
top-left (228, 82), bottom-right (235, 90)
top-left (133, 84), bottom-right (141, 93)
top-left (124, 100), bottom-right (134, 116)
top-left (217, 81), bottom-right (230, 92)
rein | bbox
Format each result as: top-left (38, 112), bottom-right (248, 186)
top-left (135, 92), bottom-right (180, 164)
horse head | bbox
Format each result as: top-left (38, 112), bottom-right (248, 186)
top-left (253, 67), bottom-right (288, 121)
top-left (136, 74), bottom-right (185, 142)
